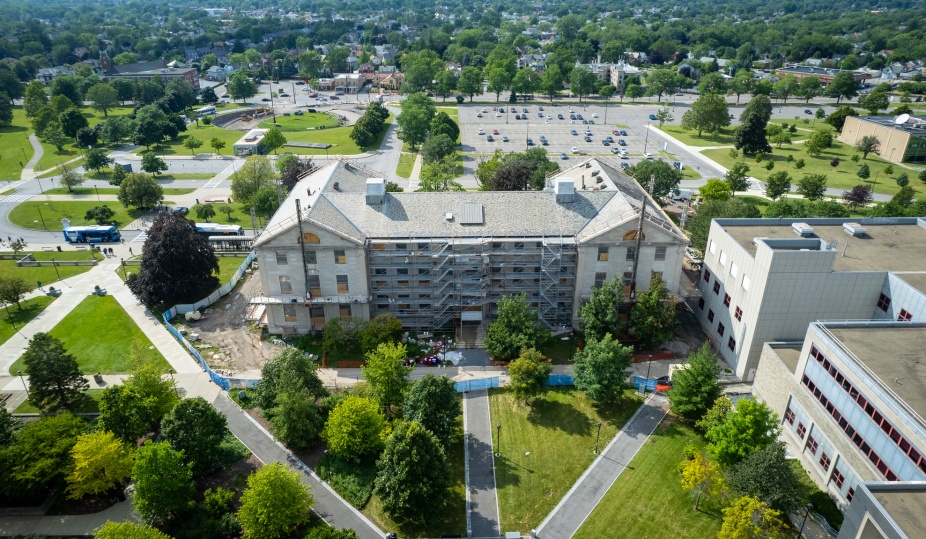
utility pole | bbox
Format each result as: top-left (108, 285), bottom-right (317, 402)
top-left (629, 175), bottom-right (655, 301)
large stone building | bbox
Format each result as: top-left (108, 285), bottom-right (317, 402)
top-left (774, 65), bottom-right (869, 85)
top-left (100, 54), bottom-right (200, 90)
top-left (839, 115), bottom-right (926, 165)
top-left (250, 158), bottom-right (689, 339)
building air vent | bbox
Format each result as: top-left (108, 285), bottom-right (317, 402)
top-left (444, 212), bottom-right (453, 221)
top-left (843, 222), bottom-right (867, 237)
top-left (365, 178), bottom-right (386, 205)
top-left (554, 178), bottom-right (575, 203)
top-left (460, 202), bottom-right (484, 225)
top-left (792, 222), bottom-right (814, 237)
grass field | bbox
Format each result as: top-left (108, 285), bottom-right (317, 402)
top-left (396, 153), bottom-right (416, 178)
top-left (489, 387), bottom-right (643, 531)
top-left (44, 187), bottom-right (195, 195)
top-left (15, 389), bottom-right (105, 414)
top-left (0, 108), bottom-right (35, 181)
top-left (258, 112), bottom-right (340, 131)
top-left (216, 255), bottom-right (248, 283)
top-left (0, 296), bottom-right (56, 345)
top-left (283, 113), bottom-right (394, 156)
top-left (8, 295), bottom-right (170, 375)
top-left (574, 418), bottom-right (723, 539)
top-left (0, 250), bottom-right (103, 291)
top-left (36, 106), bottom-right (136, 172)
top-left (139, 124), bottom-right (245, 157)
top-left (9, 200), bottom-right (175, 230)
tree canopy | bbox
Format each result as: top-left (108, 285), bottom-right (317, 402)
top-left (573, 334), bottom-right (633, 404)
top-left (66, 430), bottom-right (135, 500)
top-left (238, 462), bottom-right (313, 539)
top-left (668, 343), bottom-right (722, 422)
top-left (160, 397), bottom-right (230, 476)
top-left (580, 276), bottom-right (623, 343)
top-left (132, 441), bottom-right (195, 523)
top-left (508, 347), bottom-right (553, 404)
top-left (485, 293), bottom-right (547, 361)
top-left (22, 332), bottom-right (88, 412)
top-left (322, 396), bottom-right (385, 460)
top-left (705, 398), bottom-right (780, 466)
top-left (361, 341), bottom-right (412, 414)
top-left (403, 374), bottom-right (461, 449)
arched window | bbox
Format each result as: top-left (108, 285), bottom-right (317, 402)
top-left (303, 232), bottom-right (320, 243)
top-left (623, 230), bottom-right (645, 241)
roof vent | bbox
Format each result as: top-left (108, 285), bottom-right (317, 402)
top-left (792, 222), bottom-right (814, 237)
top-left (554, 178), bottom-right (575, 203)
top-left (333, 182), bottom-right (340, 191)
top-left (444, 212), bottom-right (454, 221)
top-left (843, 222), bottom-right (866, 236)
top-left (460, 202), bottom-right (484, 225)
top-left (365, 178), bottom-right (386, 205)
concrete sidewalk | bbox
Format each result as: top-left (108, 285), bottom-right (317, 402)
top-left (19, 134), bottom-right (44, 181)
top-left (464, 389), bottom-right (501, 539)
top-left (0, 494), bottom-right (137, 536)
top-left (534, 393), bottom-right (670, 539)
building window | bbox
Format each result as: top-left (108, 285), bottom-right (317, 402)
top-left (303, 232), bottom-right (320, 243)
top-left (655, 246), bottom-right (666, 261)
top-left (796, 422), bottom-right (806, 439)
top-left (395, 243), bottom-right (407, 251)
top-left (307, 275), bottom-right (321, 297)
top-left (276, 252), bottom-right (288, 265)
top-left (279, 275), bottom-right (292, 294)
top-left (397, 268), bottom-right (409, 275)
top-left (877, 293), bottom-right (891, 312)
top-left (336, 275), bottom-right (349, 294)
top-left (728, 336), bottom-right (736, 351)
top-left (626, 247), bottom-right (636, 261)
top-left (334, 250), bottom-right (346, 264)
top-left (832, 467), bottom-right (844, 489)
top-left (719, 251), bottom-right (728, 266)
top-left (594, 272), bottom-right (607, 288)
top-left (709, 240), bottom-right (716, 255)
top-left (723, 293), bottom-right (731, 307)
top-left (713, 281), bottom-right (721, 295)
top-left (846, 487), bottom-right (855, 502)
top-left (734, 306), bottom-right (743, 321)
top-left (898, 308), bottom-right (912, 321)
top-left (703, 269), bottom-right (711, 283)
top-left (374, 268), bottom-right (387, 275)
top-left (306, 250), bottom-right (317, 264)
top-left (339, 304), bottom-right (351, 320)
top-left (819, 452), bottom-right (831, 471)
top-left (598, 247), bottom-right (609, 261)
top-left (730, 262), bottom-right (739, 279)
top-left (717, 323), bottom-right (725, 337)
top-left (698, 298), bottom-right (705, 311)
top-left (707, 309), bottom-right (715, 322)
top-left (785, 407), bottom-right (795, 425)
top-left (283, 304), bottom-right (297, 322)
top-left (806, 435), bottom-right (818, 455)
top-left (419, 267), bottom-right (429, 275)
top-left (310, 305), bottom-right (325, 326)
top-left (622, 272), bottom-right (633, 283)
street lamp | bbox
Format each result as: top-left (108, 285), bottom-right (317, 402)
top-left (797, 503), bottom-right (813, 538)
top-left (495, 423), bottom-right (501, 457)
top-left (643, 122), bottom-right (651, 154)
top-left (36, 176), bottom-right (44, 194)
top-left (95, 185), bottom-right (101, 202)
top-left (645, 354), bottom-right (653, 394)
top-left (21, 147), bottom-right (27, 160)
top-left (50, 257), bottom-right (60, 281)
top-left (36, 204), bottom-right (47, 230)
top-left (17, 370), bottom-right (28, 398)
top-left (168, 369), bottom-right (179, 396)
top-left (594, 421), bottom-right (602, 454)
top-left (323, 449), bottom-right (330, 480)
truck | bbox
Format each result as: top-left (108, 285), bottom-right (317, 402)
top-left (672, 188), bottom-right (693, 201)
top-left (63, 225), bottom-right (122, 243)
top-left (193, 223), bottom-right (243, 237)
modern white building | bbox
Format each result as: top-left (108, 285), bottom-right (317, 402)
top-left (249, 158), bottom-right (689, 340)
top-left (695, 218), bottom-right (926, 381)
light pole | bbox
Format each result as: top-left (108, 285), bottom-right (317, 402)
top-left (50, 257), bottom-right (60, 281)
top-left (323, 449), bottom-right (330, 480)
top-left (95, 185), bottom-right (101, 202)
top-left (495, 423), bottom-right (501, 457)
top-left (5, 303), bottom-right (16, 329)
top-left (168, 369), bottom-right (179, 396)
top-left (17, 370), bottom-right (28, 398)
top-left (645, 354), bottom-right (653, 394)
top-left (36, 204), bottom-right (47, 230)
top-left (594, 421), bottom-right (602, 454)
top-left (797, 503), bottom-right (813, 538)
top-left (21, 147), bottom-right (27, 160)
top-left (643, 122), bottom-right (651, 154)
top-left (36, 176), bottom-right (44, 194)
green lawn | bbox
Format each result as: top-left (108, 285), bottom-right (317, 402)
top-left (8, 295), bottom-right (170, 375)
top-left (0, 296), bottom-right (56, 345)
top-left (0, 250), bottom-right (103, 291)
top-left (0, 108), bottom-right (35, 181)
top-left (702, 139), bottom-right (915, 198)
top-left (44, 187), bottom-right (195, 195)
top-left (283, 113), bottom-right (394, 156)
top-left (36, 106), bottom-right (136, 172)
top-left (574, 419), bottom-right (723, 539)
top-left (9, 200), bottom-right (175, 230)
top-left (538, 334), bottom-right (580, 364)
top-left (201, 205), bottom-right (257, 227)
top-left (216, 255), bottom-right (248, 283)
top-left (660, 125), bottom-right (736, 147)
top-left (489, 387), bottom-right (643, 531)
top-left (15, 388), bottom-right (105, 414)
top-left (396, 153), bottom-right (416, 178)
top-left (258, 112), bottom-right (340, 131)
top-left (139, 124), bottom-right (244, 157)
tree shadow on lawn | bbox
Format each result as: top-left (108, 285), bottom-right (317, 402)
top-left (493, 453), bottom-right (528, 489)
top-left (526, 398), bottom-right (593, 436)
top-left (593, 394), bottom-right (645, 427)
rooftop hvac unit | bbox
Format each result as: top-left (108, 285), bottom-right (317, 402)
top-left (792, 222), bottom-right (814, 237)
top-left (843, 222), bottom-right (867, 237)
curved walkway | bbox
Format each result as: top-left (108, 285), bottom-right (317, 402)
top-left (20, 134), bottom-right (44, 181)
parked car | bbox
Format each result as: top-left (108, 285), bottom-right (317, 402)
top-left (522, 108), bottom-right (528, 113)
top-left (221, 93), bottom-right (230, 98)
top-left (499, 107), bottom-right (505, 113)
top-left (280, 92), bottom-right (289, 97)
top-left (618, 139), bottom-right (627, 146)
top-left (308, 92), bottom-right (318, 97)
top-left (329, 95), bottom-right (339, 100)
top-left (571, 129), bottom-right (578, 135)
top-left (585, 136), bottom-right (592, 142)
top-left (620, 162), bottom-right (631, 168)
top-left (478, 128), bottom-right (485, 135)
top-left (481, 108), bottom-right (488, 113)
top-left (538, 112), bottom-right (545, 118)
top-left (261, 97), bottom-right (271, 101)
top-left (538, 106), bottom-right (544, 111)
top-left (804, 109), bottom-right (813, 115)
top-left (486, 135), bottom-right (494, 141)
top-left (571, 146), bottom-right (579, 153)
top-left (620, 130), bottom-right (628, 136)
top-left (569, 114), bottom-right (576, 120)
top-left (644, 152), bottom-right (654, 159)
top-left (685, 247), bottom-right (702, 267)
top-left (602, 140), bottom-right (610, 146)
top-left (502, 136), bottom-right (509, 142)
top-left (526, 138), bottom-right (534, 145)
top-left (560, 152), bottom-right (568, 159)
top-left (649, 114), bottom-right (658, 120)
top-left (576, 114), bottom-right (584, 120)
top-left (493, 129), bottom-right (500, 135)
top-left (557, 114), bottom-right (564, 119)
top-left (172, 206), bottom-right (189, 215)
top-left (606, 136), bottom-right (614, 143)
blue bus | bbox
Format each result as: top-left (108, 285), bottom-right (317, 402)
top-left (193, 223), bottom-right (244, 237)
top-left (63, 225), bottom-right (122, 243)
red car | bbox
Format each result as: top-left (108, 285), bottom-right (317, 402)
top-left (612, 129), bottom-right (620, 135)
top-left (307, 92), bottom-right (318, 97)
top-left (492, 129), bottom-right (499, 135)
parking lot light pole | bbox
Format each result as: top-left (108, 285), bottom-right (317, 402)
top-left (594, 421), bottom-right (602, 454)
top-left (51, 257), bottom-right (60, 281)
top-left (643, 122), bottom-right (651, 154)
top-left (495, 424), bottom-right (501, 457)
top-left (17, 370), bottom-right (27, 397)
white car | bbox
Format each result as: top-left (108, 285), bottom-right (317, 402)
top-left (544, 119), bottom-right (551, 124)
top-left (495, 112), bottom-right (502, 117)
top-left (592, 113), bottom-right (599, 118)
top-left (644, 153), bottom-right (654, 160)
top-left (685, 247), bottom-right (702, 267)
top-left (546, 114), bottom-right (552, 119)
top-left (478, 128), bottom-right (485, 135)
top-left (571, 146), bottom-right (579, 154)
top-left (481, 108), bottom-right (487, 113)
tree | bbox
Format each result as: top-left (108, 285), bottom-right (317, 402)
top-left (679, 451), bottom-right (724, 511)
top-left (418, 153), bottom-right (464, 192)
top-left (362, 342), bottom-right (412, 414)
top-left (624, 84), bottom-right (644, 102)
top-left (705, 398), bottom-right (780, 466)
top-left (796, 76), bottom-right (822, 103)
top-left (227, 70), bottom-right (257, 103)
top-left (457, 66), bottom-right (484, 102)
top-left (797, 174), bottom-right (828, 201)
top-left (486, 67), bottom-right (513, 102)
top-left (681, 94), bottom-right (730, 136)
top-left (22, 332), bottom-right (88, 412)
top-left (573, 334), bottom-right (633, 404)
top-left (699, 178), bottom-right (733, 201)
top-left (323, 396), bottom-right (385, 460)
top-left (580, 276), bottom-right (623, 342)
top-left (231, 155), bottom-right (275, 204)
top-left (85, 205), bottom-right (115, 224)
top-left (357, 313), bottom-right (403, 354)
top-left (655, 106), bottom-right (674, 128)
top-left (859, 91), bottom-right (890, 115)
top-left (685, 199), bottom-right (761, 254)
top-left (255, 347), bottom-right (327, 411)
top-left (891, 185), bottom-right (916, 207)
top-left (630, 274), bottom-right (678, 350)
top-left (42, 121), bottom-right (68, 151)
top-left (23, 81), bottom-right (48, 117)
top-left (140, 151), bottom-right (168, 176)
top-left (132, 441), bottom-right (195, 523)
top-left (430, 111), bottom-right (460, 142)
top-left (66, 430), bottom-right (134, 500)
top-left (771, 75), bottom-right (799, 104)
top-left (724, 162), bottom-right (751, 196)
top-left (920, 169), bottom-right (926, 185)
top-left (76, 126), bottom-right (99, 150)
top-left (485, 293), bottom-right (546, 361)
top-left (764, 171), bottom-right (792, 200)
top-left (729, 442), bottom-right (802, 513)
top-left (84, 148), bottom-right (112, 174)
top-left (646, 69), bottom-right (687, 102)
top-left (50, 74), bottom-right (82, 105)
top-left (56, 161), bottom-right (85, 193)
top-left (127, 213), bottom-right (219, 307)
top-left (263, 126), bottom-right (287, 154)
top-left (728, 70), bottom-right (755, 104)
top-left (403, 375), bottom-right (461, 449)
top-left (58, 107), bottom-right (88, 138)
top-left (733, 95), bottom-right (772, 155)
top-left (421, 133), bottom-right (457, 165)
top-left (161, 397), bottom-right (229, 476)
top-left (842, 184), bottom-right (873, 209)
top-left (0, 413), bottom-right (85, 502)
top-left (0, 406), bottom-right (19, 446)
top-left (374, 421), bottom-right (452, 523)
top-left (508, 347), bottom-right (553, 404)
top-left (668, 343), bottom-right (722, 422)
top-left (855, 135), bottom-right (880, 160)
top-left (95, 522), bottom-right (172, 539)
top-left (0, 277), bottom-right (30, 309)
top-left (270, 381), bottom-right (325, 450)
top-left (626, 159), bottom-right (683, 201)
top-left (767, 125), bottom-right (792, 148)
top-left (896, 173), bottom-right (909, 187)
top-left (826, 105), bottom-right (859, 132)
top-left (540, 65), bottom-right (564, 102)
top-left (697, 72), bottom-right (727, 95)
top-left (512, 67), bottom-right (540, 98)
top-left (804, 128), bottom-right (833, 157)
top-left (86, 83), bottom-right (118, 117)
top-left (210, 137), bottom-right (226, 155)
top-left (396, 92), bottom-right (435, 150)
top-left (194, 203), bottom-right (216, 222)
top-left (183, 135), bottom-right (203, 155)
top-left (569, 66), bottom-right (597, 102)
top-left (718, 496), bottom-right (787, 539)
top-left (350, 115), bottom-right (379, 147)
top-left (238, 462), bottom-right (313, 539)
top-left (118, 172), bottom-right (163, 209)
top-left (826, 71), bottom-right (860, 104)
top-left (98, 362), bottom-right (178, 443)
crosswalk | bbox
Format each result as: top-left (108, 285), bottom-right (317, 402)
top-left (204, 176), bottom-right (225, 188)
top-left (0, 194), bottom-right (33, 203)
top-left (131, 232), bottom-right (148, 243)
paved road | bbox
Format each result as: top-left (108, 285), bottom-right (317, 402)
top-left (464, 389), bottom-right (501, 539)
top-left (535, 393), bottom-right (670, 539)
top-left (213, 394), bottom-right (387, 539)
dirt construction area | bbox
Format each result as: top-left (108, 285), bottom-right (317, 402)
top-left (174, 269), bottom-right (282, 379)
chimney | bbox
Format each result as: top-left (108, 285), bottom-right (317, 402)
top-left (365, 178), bottom-right (386, 205)
top-left (554, 178), bottom-right (575, 204)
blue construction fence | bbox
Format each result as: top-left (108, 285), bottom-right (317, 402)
top-left (161, 253), bottom-right (261, 391)
top-left (453, 374), bottom-right (575, 393)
